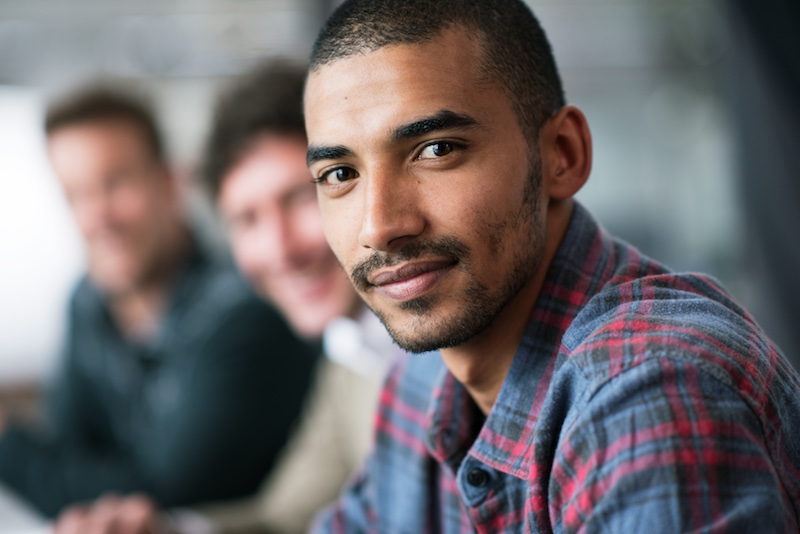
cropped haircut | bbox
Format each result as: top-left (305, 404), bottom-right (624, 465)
top-left (201, 61), bottom-right (307, 199)
top-left (309, 0), bottom-right (565, 142)
top-left (45, 84), bottom-right (166, 163)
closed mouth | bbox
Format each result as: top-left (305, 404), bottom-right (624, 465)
top-left (368, 259), bottom-right (457, 301)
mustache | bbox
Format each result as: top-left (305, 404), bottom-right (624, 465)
top-left (349, 236), bottom-right (469, 292)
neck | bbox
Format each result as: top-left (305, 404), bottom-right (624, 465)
top-left (440, 199), bottom-right (574, 415)
top-left (109, 225), bottom-right (190, 341)
top-left (111, 285), bottom-right (168, 341)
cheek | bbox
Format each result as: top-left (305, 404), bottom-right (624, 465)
top-left (435, 170), bottom-right (530, 257)
top-left (112, 187), bottom-right (158, 228)
top-left (293, 201), bottom-right (330, 248)
top-left (318, 199), bottom-right (353, 264)
top-left (70, 203), bottom-right (99, 235)
top-left (425, 176), bottom-right (503, 233)
top-left (231, 232), bottom-right (266, 277)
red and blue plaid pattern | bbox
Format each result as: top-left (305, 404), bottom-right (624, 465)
top-left (313, 203), bottom-right (800, 533)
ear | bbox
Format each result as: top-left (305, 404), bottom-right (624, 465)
top-left (539, 105), bottom-right (592, 200)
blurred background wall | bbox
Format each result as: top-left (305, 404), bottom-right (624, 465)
top-left (0, 0), bottom-right (797, 386)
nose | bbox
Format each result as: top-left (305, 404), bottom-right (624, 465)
top-left (357, 166), bottom-right (425, 251)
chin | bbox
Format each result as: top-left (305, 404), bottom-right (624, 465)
top-left (90, 257), bottom-right (137, 287)
top-left (289, 314), bottom-right (329, 340)
top-left (369, 298), bottom-right (486, 354)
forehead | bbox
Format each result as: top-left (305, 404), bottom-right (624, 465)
top-left (48, 119), bottom-right (152, 176)
top-left (304, 29), bottom-right (508, 148)
top-left (50, 118), bottom-right (152, 157)
top-left (219, 136), bottom-right (312, 207)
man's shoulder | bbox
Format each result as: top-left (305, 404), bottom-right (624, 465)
top-left (67, 261), bottom-right (263, 319)
top-left (560, 270), bottom-right (796, 416)
top-left (563, 270), bottom-right (751, 351)
top-left (68, 274), bottom-right (102, 313)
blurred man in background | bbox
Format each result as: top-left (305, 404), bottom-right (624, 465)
top-left (54, 62), bottom-right (403, 534)
top-left (0, 84), bottom-right (317, 518)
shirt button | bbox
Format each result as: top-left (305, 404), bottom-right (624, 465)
top-left (466, 468), bottom-right (490, 487)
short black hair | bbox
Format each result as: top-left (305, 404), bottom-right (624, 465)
top-left (45, 83), bottom-right (166, 162)
top-left (309, 0), bottom-right (565, 141)
top-left (201, 60), bottom-right (307, 199)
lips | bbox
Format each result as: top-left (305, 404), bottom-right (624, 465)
top-left (369, 260), bottom-right (456, 301)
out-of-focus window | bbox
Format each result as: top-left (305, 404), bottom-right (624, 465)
top-left (0, 88), bottom-right (83, 385)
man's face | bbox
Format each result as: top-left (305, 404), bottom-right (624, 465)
top-left (305, 29), bottom-right (548, 353)
top-left (48, 119), bottom-right (177, 296)
top-left (218, 136), bottom-right (361, 338)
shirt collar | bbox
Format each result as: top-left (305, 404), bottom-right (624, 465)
top-left (323, 306), bottom-right (404, 378)
top-left (425, 202), bottom-right (618, 478)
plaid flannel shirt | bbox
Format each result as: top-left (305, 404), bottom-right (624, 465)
top-left (312, 202), bottom-right (800, 533)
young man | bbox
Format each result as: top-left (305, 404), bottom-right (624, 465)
top-left (303, 0), bottom-right (800, 532)
top-left (53, 63), bottom-right (400, 534)
top-left (0, 85), bottom-right (316, 517)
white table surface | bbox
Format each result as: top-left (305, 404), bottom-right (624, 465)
top-left (0, 483), bottom-right (48, 533)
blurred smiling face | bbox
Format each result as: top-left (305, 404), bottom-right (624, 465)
top-left (217, 135), bottom-right (361, 338)
top-left (48, 119), bottom-right (177, 296)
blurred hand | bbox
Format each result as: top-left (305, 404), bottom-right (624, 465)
top-left (54, 493), bottom-right (169, 534)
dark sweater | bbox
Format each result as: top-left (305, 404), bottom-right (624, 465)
top-left (0, 245), bottom-right (318, 517)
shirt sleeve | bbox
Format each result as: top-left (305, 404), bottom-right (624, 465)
top-left (551, 355), bottom-right (793, 533)
top-left (0, 294), bottom-right (317, 518)
top-left (309, 466), bottom-right (376, 534)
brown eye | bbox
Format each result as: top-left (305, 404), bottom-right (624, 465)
top-left (419, 141), bottom-right (454, 159)
top-left (320, 167), bottom-right (359, 185)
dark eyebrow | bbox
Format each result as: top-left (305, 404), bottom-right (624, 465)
top-left (392, 110), bottom-right (479, 143)
top-left (306, 110), bottom-right (477, 167)
top-left (306, 145), bottom-right (354, 167)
